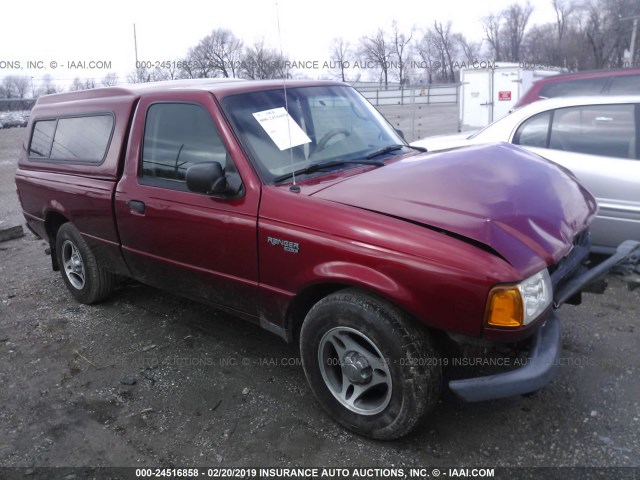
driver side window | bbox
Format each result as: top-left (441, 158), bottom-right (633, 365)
top-left (141, 103), bottom-right (231, 188)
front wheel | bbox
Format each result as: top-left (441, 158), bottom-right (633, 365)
top-left (300, 289), bottom-right (442, 440)
top-left (55, 223), bottom-right (115, 304)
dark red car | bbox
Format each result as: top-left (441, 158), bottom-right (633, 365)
top-left (514, 68), bottom-right (640, 108)
top-left (15, 79), bottom-right (639, 439)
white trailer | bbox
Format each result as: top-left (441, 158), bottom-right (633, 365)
top-left (459, 63), bottom-right (562, 131)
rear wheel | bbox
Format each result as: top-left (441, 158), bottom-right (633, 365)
top-left (55, 223), bottom-right (115, 304)
top-left (300, 289), bottom-right (442, 440)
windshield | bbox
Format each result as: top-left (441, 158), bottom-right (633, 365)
top-left (221, 85), bottom-right (406, 183)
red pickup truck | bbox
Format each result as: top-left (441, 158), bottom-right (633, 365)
top-left (15, 79), bottom-right (639, 439)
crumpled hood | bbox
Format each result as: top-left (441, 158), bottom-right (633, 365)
top-left (312, 143), bottom-right (597, 273)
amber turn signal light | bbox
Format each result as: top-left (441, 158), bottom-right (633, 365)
top-left (485, 286), bottom-right (524, 328)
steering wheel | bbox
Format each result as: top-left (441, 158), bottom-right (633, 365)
top-left (316, 128), bottom-right (351, 151)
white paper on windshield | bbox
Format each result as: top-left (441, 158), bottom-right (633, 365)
top-left (252, 107), bottom-right (312, 151)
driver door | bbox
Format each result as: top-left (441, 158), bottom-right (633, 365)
top-left (114, 91), bottom-right (260, 315)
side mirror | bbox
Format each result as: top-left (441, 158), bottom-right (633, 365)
top-left (186, 162), bottom-right (244, 196)
top-left (395, 128), bottom-right (405, 141)
top-left (186, 162), bottom-right (227, 195)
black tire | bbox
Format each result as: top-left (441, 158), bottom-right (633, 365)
top-left (300, 289), bottom-right (442, 440)
top-left (55, 223), bottom-right (115, 304)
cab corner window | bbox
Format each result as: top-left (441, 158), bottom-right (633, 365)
top-left (142, 103), bottom-right (230, 188)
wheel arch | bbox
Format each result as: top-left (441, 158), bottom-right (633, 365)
top-left (44, 210), bottom-right (70, 271)
top-left (284, 276), bottom-right (440, 346)
top-left (285, 282), bottom-right (349, 343)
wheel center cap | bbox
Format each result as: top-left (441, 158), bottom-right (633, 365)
top-left (342, 351), bottom-right (373, 384)
top-left (71, 256), bottom-right (82, 272)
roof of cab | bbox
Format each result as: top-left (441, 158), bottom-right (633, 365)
top-left (34, 78), bottom-right (348, 105)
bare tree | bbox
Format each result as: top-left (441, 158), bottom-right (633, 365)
top-left (429, 21), bottom-right (458, 83)
top-left (511, 0), bottom-right (640, 69)
top-left (454, 34), bottom-right (481, 64)
top-left (329, 37), bottom-right (352, 82)
top-left (552, 0), bottom-right (575, 45)
top-left (524, 23), bottom-right (559, 64)
top-left (150, 66), bottom-right (178, 81)
top-left (523, 0), bottom-right (596, 69)
top-left (14, 76), bottom-right (30, 98)
top-left (583, 0), bottom-right (640, 68)
top-left (359, 29), bottom-right (393, 89)
top-left (1, 76), bottom-right (30, 98)
top-left (101, 72), bottom-right (119, 87)
top-left (180, 28), bottom-right (243, 79)
top-left (160, 62), bottom-right (181, 81)
top-left (2, 77), bottom-right (17, 98)
top-left (416, 32), bottom-right (439, 84)
top-left (560, 24), bottom-right (594, 69)
top-left (201, 28), bottom-right (243, 77)
top-left (38, 74), bottom-right (60, 96)
top-left (216, 28), bottom-right (243, 77)
top-left (482, 13), bottom-right (504, 60)
top-left (502, 1), bottom-right (534, 62)
top-left (240, 41), bottom-right (287, 80)
top-left (391, 21), bottom-right (414, 87)
top-left (537, 0), bottom-right (577, 66)
top-left (70, 78), bottom-right (97, 91)
top-left (70, 78), bottom-right (85, 91)
top-left (182, 44), bottom-right (217, 79)
top-left (178, 56), bottom-right (201, 79)
top-left (127, 67), bottom-right (154, 83)
top-left (581, 0), bottom-right (621, 68)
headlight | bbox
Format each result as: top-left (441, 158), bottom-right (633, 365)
top-left (485, 269), bottom-right (553, 328)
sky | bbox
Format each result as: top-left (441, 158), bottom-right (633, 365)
top-left (0, 0), bottom-right (558, 90)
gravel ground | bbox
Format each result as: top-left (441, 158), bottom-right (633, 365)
top-left (1, 121), bottom-right (639, 473)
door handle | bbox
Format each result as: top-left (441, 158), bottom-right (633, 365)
top-left (128, 200), bottom-right (145, 214)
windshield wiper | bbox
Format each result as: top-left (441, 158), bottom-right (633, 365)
top-left (273, 159), bottom-right (385, 183)
top-left (366, 144), bottom-right (427, 160)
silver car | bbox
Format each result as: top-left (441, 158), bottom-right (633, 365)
top-left (412, 96), bottom-right (640, 254)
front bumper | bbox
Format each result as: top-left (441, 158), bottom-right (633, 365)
top-left (449, 239), bottom-right (640, 403)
